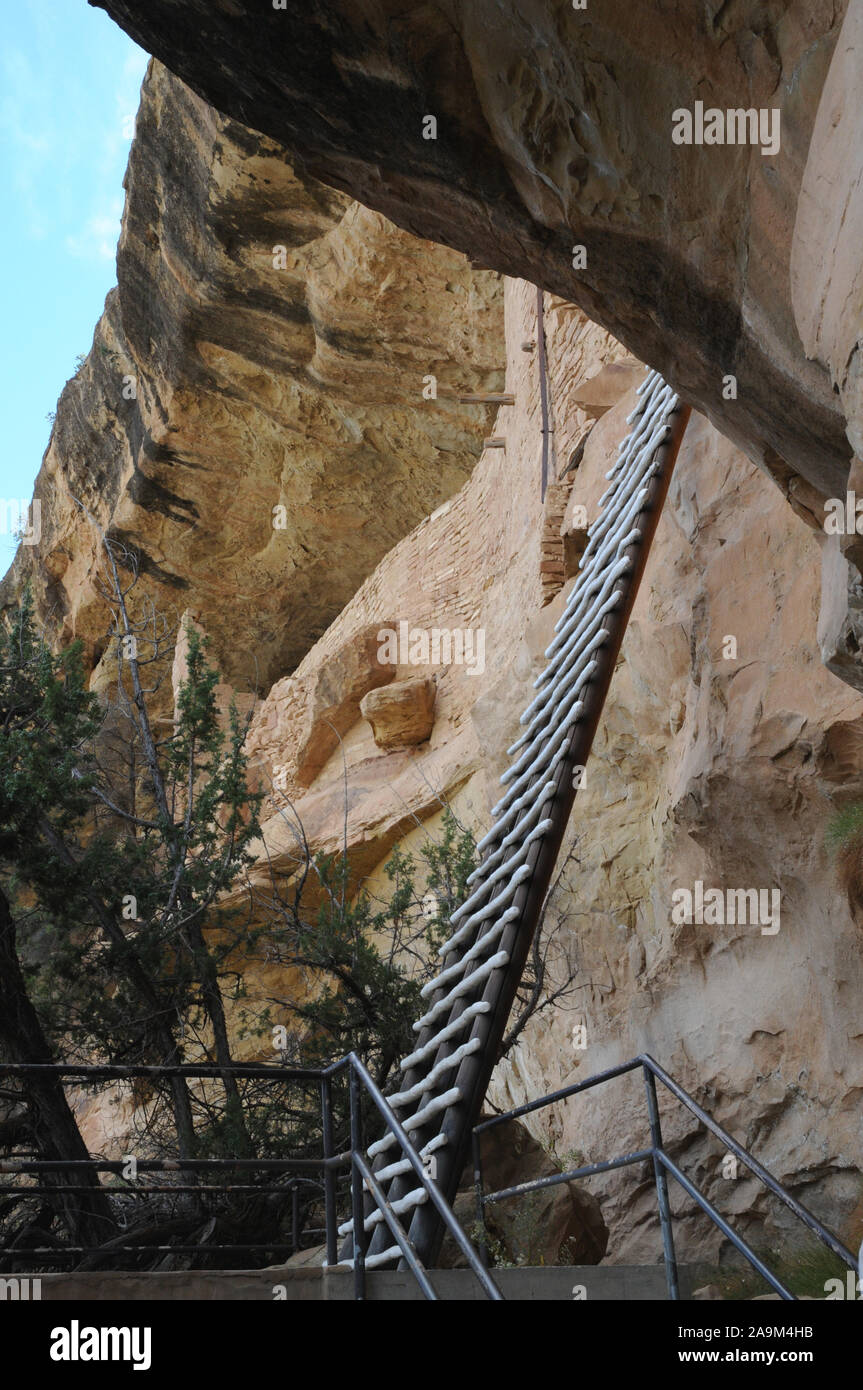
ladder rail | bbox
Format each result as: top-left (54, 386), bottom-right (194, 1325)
top-left (381, 379), bottom-right (692, 1265)
top-left (331, 1051), bottom-right (503, 1300)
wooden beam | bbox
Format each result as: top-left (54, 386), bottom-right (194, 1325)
top-left (457, 392), bottom-right (515, 405)
top-left (483, 437), bottom-right (506, 449)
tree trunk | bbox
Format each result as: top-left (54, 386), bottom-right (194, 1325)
top-left (38, 818), bottom-right (197, 1160)
top-left (0, 887), bottom-right (115, 1251)
top-left (187, 918), bottom-right (252, 1156)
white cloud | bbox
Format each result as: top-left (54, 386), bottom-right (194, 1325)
top-left (65, 196), bottom-right (125, 262)
top-left (64, 49), bottom-right (147, 264)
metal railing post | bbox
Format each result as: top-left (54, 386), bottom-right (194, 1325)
top-left (349, 1065), bottom-right (367, 1300)
top-left (291, 1182), bottom-right (300, 1257)
top-left (343, 1053), bottom-right (503, 1299)
top-left (643, 1064), bottom-right (680, 1300)
top-left (472, 1127), bottom-right (489, 1268)
top-left (320, 1076), bottom-right (338, 1267)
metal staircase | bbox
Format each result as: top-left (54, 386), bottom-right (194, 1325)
top-left (338, 370), bottom-right (692, 1269)
top-left (3, 1047), bottom-right (856, 1299)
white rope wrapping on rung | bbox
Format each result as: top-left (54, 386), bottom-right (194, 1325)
top-left (412, 950), bottom-right (509, 1034)
top-left (373, 1133), bottom-right (449, 1183)
top-left (420, 910), bottom-right (515, 999)
top-left (444, 815), bottom-right (555, 939)
top-left (334, 1244), bottom-right (403, 1271)
top-left (337, 1137), bottom-right (450, 1237)
top-left (400, 1001), bottom-right (490, 1071)
top-left (510, 569), bottom-right (628, 748)
top-left (389, 1037), bottom-right (481, 1109)
top-left (509, 628), bottom-right (616, 763)
top-left (367, 1086), bottom-right (463, 1158)
top-left (490, 673), bottom-right (596, 815)
top-left (475, 769), bottom-right (563, 857)
top-left (464, 786), bottom-right (555, 892)
top-left (338, 1185), bottom-right (428, 1237)
top-left (423, 893), bottom-right (521, 996)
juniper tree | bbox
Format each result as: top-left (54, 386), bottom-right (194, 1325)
top-left (0, 587), bottom-right (200, 1164)
top-left (0, 540), bottom-right (578, 1265)
top-left (247, 807), bottom-right (479, 1164)
top-left (0, 882), bottom-right (115, 1251)
top-left (0, 562), bottom-right (263, 1172)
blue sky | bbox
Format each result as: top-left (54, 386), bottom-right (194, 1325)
top-left (0, 1), bottom-right (148, 568)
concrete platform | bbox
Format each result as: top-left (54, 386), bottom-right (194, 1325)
top-left (18, 1264), bottom-right (694, 1301)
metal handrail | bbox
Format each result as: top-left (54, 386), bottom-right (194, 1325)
top-left (0, 1056), bottom-right (500, 1299)
top-left (329, 1052), bottom-right (503, 1301)
top-left (472, 1053), bottom-right (856, 1300)
top-left (353, 1151), bottom-right (437, 1300)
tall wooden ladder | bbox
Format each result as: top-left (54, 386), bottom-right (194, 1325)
top-left (338, 370), bottom-right (691, 1270)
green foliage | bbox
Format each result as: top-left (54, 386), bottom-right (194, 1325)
top-left (247, 809), bottom-right (480, 1160)
top-left (468, 1220), bottom-right (514, 1269)
top-left (0, 598), bottom-right (262, 1090)
top-left (0, 582), bottom-right (485, 1262)
top-left (416, 807), bottom-right (478, 953)
top-left (0, 587), bottom-right (103, 915)
top-left (825, 802), bottom-right (863, 852)
top-left (706, 1240), bottom-right (853, 1301)
top-left (302, 810), bottom-right (476, 1069)
top-left (540, 1139), bottom-right (586, 1175)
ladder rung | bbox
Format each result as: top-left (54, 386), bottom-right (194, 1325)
top-left (332, 1244), bottom-right (401, 1271)
top-left (338, 1185), bottom-right (428, 1237)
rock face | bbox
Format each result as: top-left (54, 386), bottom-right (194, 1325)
top-left (0, 60), bottom-right (504, 690)
top-left (94, 0), bottom-right (857, 509)
top-left (791, 0), bottom-right (863, 467)
top-left (440, 1117), bottom-right (609, 1268)
top-left (238, 278), bottom-right (863, 1264)
top-left (360, 676), bottom-right (436, 749)
top-left (239, 283), bottom-right (621, 900)
top-left (11, 13), bottom-right (863, 1269)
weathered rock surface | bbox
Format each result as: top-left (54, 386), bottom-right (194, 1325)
top-left (440, 1117), bottom-right (608, 1268)
top-left (360, 675), bottom-right (436, 749)
top-left (239, 283), bottom-right (620, 903)
top-left (791, 0), bottom-right (863, 468)
top-left (94, 0), bottom-right (856, 508)
top-left (237, 279), bottom-right (863, 1264)
top-left (0, 60), bottom-right (504, 690)
top-left (12, 12), bottom-right (863, 1266)
top-left (568, 361), bottom-right (643, 418)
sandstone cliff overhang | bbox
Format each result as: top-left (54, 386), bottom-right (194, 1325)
top-left (93, 0), bottom-right (856, 507)
top-left (1, 60), bottom-right (505, 691)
